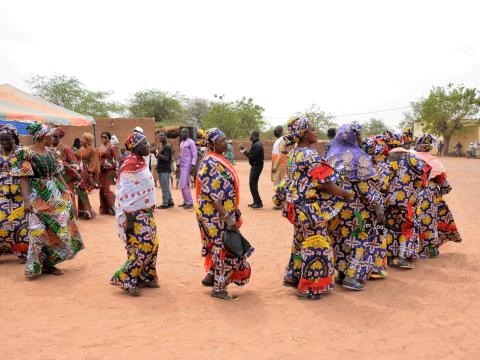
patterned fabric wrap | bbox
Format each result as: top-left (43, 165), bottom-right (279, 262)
top-left (54, 127), bottom-right (65, 138)
top-left (115, 154), bottom-right (156, 243)
top-left (0, 149), bottom-right (28, 260)
top-left (326, 123), bottom-right (376, 181)
top-left (110, 209), bottom-right (158, 290)
top-left (415, 133), bottom-right (436, 152)
top-left (125, 132), bottom-right (146, 151)
top-left (283, 146), bottom-right (344, 295)
top-left (402, 128), bottom-right (414, 148)
top-left (204, 128), bottom-right (225, 148)
top-left (99, 144), bottom-right (119, 215)
top-left (195, 153), bottom-right (251, 293)
top-left (384, 130), bottom-right (404, 149)
top-left (284, 117), bottom-right (310, 145)
top-left (11, 147), bottom-right (84, 276)
top-left (384, 153), bottom-right (430, 259)
top-left (26, 122), bottom-right (52, 141)
top-left (196, 128), bottom-right (207, 146)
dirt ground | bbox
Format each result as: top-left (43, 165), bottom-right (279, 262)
top-left (1, 158), bottom-right (479, 360)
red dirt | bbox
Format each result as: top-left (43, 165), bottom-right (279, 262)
top-left (1, 158), bottom-right (479, 359)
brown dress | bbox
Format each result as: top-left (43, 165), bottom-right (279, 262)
top-left (76, 146), bottom-right (99, 220)
top-left (98, 143), bottom-right (118, 215)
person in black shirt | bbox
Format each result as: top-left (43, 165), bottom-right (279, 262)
top-left (153, 130), bottom-right (174, 209)
top-left (240, 130), bottom-right (264, 208)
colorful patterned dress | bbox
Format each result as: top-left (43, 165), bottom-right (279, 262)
top-left (11, 148), bottom-right (84, 277)
top-left (98, 144), bottom-right (118, 215)
top-left (0, 149), bottom-right (29, 260)
top-left (384, 152), bottom-right (430, 259)
top-left (76, 146), bottom-right (99, 220)
top-left (416, 174), bottom-right (462, 258)
top-left (195, 152), bottom-right (252, 294)
top-left (53, 144), bottom-right (80, 213)
top-left (110, 154), bottom-right (158, 291)
top-left (283, 147), bottom-right (343, 296)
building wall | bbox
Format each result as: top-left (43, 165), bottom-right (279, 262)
top-left (413, 123), bottom-right (479, 155)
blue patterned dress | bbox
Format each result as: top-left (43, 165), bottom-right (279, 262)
top-left (0, 149), bottom-right (29, 260)
top-left (384, 152), bottom-right (430, 259)
top-left (196, 153), bottom-right (252, 293)
top-left (283, 147), bottom-right (343, 296)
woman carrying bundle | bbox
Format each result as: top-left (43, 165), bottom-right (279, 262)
top-left (195, 128), bottom-right (252, 300)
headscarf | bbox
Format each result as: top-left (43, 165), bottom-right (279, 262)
top-left (362, 136), bottom-right (377, 156)
top-left (284, 117), bottom-right (310, 145)
top-left (326, 123), bottom-right (376, 181)
top-left (0, 124), bottom-right (20, 144)
top-left (26, 122), bottom-right (52, 141)
top-left (125, 132), bottom-right (146, 151)
top-left (206, 128), bottom-right (225, 147)
top-left (54, 127), bottom-right (65, 138)
top-left (384, 129), bottom-right (404, 149)
top-left (402, 127), bottom-right (414, 148)
top-left (415, 133), bottom-right (436, 152)
top-left (196, 128), bottom-right (207, 146)
top-left (111, 135), bottom-right (119, 146)
top-left (82, 132), bottom-right (94, 146)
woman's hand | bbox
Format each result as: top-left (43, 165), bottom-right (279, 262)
top-left (375, 204), bottom-right (385, 224)
top-left (23, 200), bottom-right (33, 214)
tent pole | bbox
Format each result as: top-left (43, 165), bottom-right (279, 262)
top-left (93, 123), bottom-right (97, 147)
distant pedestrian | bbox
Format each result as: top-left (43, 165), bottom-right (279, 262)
top-left (177, 128), bottom-right (197, 209)
top-left (437, 141), bottom-right (443, 156)
top-left (271, 125), bottom-right (287, 186)
top-left (454, 142), bottom-right (462, 157)
top-left (324, 128), bottom-right (337, 155)
top-left (240, 130), bottom-right (264, 209)
top-left (225, 140), bottom-right (236, 164)
top-left (154, 130), bottom-right (174, 209)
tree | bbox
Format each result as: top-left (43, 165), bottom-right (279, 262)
top-left (26, 74), bottom-right (124, 118)
top-left (296, 104), bottom-right (337, 138)
top-left (203, 96), bottom-right (265, 139)
top-left (128, 89), bottom-right (184, 124)
top-left (183, 97), bottom-right (210, 128)
top-left (362, 118), bottom-right (389, 136)
top-left (406, 84), bottom-right (480, 155)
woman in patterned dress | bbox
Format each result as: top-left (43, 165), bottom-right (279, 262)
top-left (98, 132), bottom-right (118, 215)
top-left (110, 132), bottom-right (158, 296)
top-left (12, 122), bottom-right (84, 279)
top-left (326, 123), bottom-right (386, 291)
top-left (196, 128), bottom-right (252, 300)
top-left (0, 125), bottom-right (29, 262)
top-left (52, 128), bottom-right (81, 217)
top-left (414, 134), bottom-right (462, 257)
top-left (282, 117), bottom-right (352, 300)
top-left (383, 131), bottom-right (430, 269)
top-left (75, 133), bottom-right (99, 220)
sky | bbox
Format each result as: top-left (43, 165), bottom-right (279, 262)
top-left (1, 0), bottom-right (479, 128)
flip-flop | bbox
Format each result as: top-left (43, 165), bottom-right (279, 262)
top-left (342, 278), bottom-right (365, 291)
top-left (211, 291), bottom-right (239, 300)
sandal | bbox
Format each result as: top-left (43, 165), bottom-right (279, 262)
top-left (201, 273), bottom-right (214, 287)
top-left (42, 266), bottom-right (64, 275)
top-left (124, 287), bottom-right (141, 297)
top-left (211, 290), bottom-right (239, 300)
top-left (283, 278), bottom-right (298, 288)
top-left (297, 292), bottom-right (322, 300)
top-left (369, 270), bottom-right (388, 279)
top-left (397, 258), bottom-right (414, 269)
top-left (342, 276), bottom-right (365, 291)
top-left (25, 272), bottom-right (40, 280)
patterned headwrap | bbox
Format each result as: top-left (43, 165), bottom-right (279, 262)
top-left (415, 133), bottom-right (436, 152)
top-left (326, 123), bottom-right (376, 181)
top-left (205, 128), bottom-right (225, 148)
top-left (54, 127), bottom-right (65, 138)
top-left (111, 135), bottom-right (119, 146)
top-left (0, 124), bottom-right (20, 144)
top-left (196, 128), bottom-right (207, 146)
top-left (384, 129), bottom-right (403, 149)
top-left (125, 132), bottom-right (146, 151)
top-left (402, 127), bottom-right (414, 148)
top-left (362, 136), bottom-right (377, 156)
top-left (284, 117), bottom-right (310, 145)
top-left (26, 121), bottom-right (52, 141)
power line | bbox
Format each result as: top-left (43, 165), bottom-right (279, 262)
top-left (265, 105), bottom-right (412, 120)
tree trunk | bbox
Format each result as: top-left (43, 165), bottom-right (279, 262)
top-left (442, 134), bottom-right (451, 156)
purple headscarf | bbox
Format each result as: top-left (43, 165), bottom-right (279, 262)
top-left (326, 123), bottom-right (376, 181)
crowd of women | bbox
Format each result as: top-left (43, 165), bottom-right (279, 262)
top-left (0, 118), bottom-right (462, 300)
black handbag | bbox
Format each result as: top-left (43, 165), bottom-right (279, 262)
top-left (223, 229), bottom-right (252, 258)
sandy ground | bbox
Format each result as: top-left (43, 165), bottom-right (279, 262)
top-left (1, 158), bottom-right (479, 360)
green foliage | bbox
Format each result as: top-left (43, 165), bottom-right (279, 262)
top-left (184, 97), bottom-right (210, 128)
top-left (361, 118), bottom-right (390, 136)
top-left (203, 95), bottom-right (265, 139)
top-left (128, 89), bottom-right (184, 124)
top-left (26, 74), bottom-right (124, 118)
top-left (296, 104), bottom-right (337, 138)
top-left (405, 83), bottom-right (480, 153)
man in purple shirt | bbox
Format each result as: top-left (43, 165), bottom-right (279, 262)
top-left (177, 128), bottom-right (197, 209)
